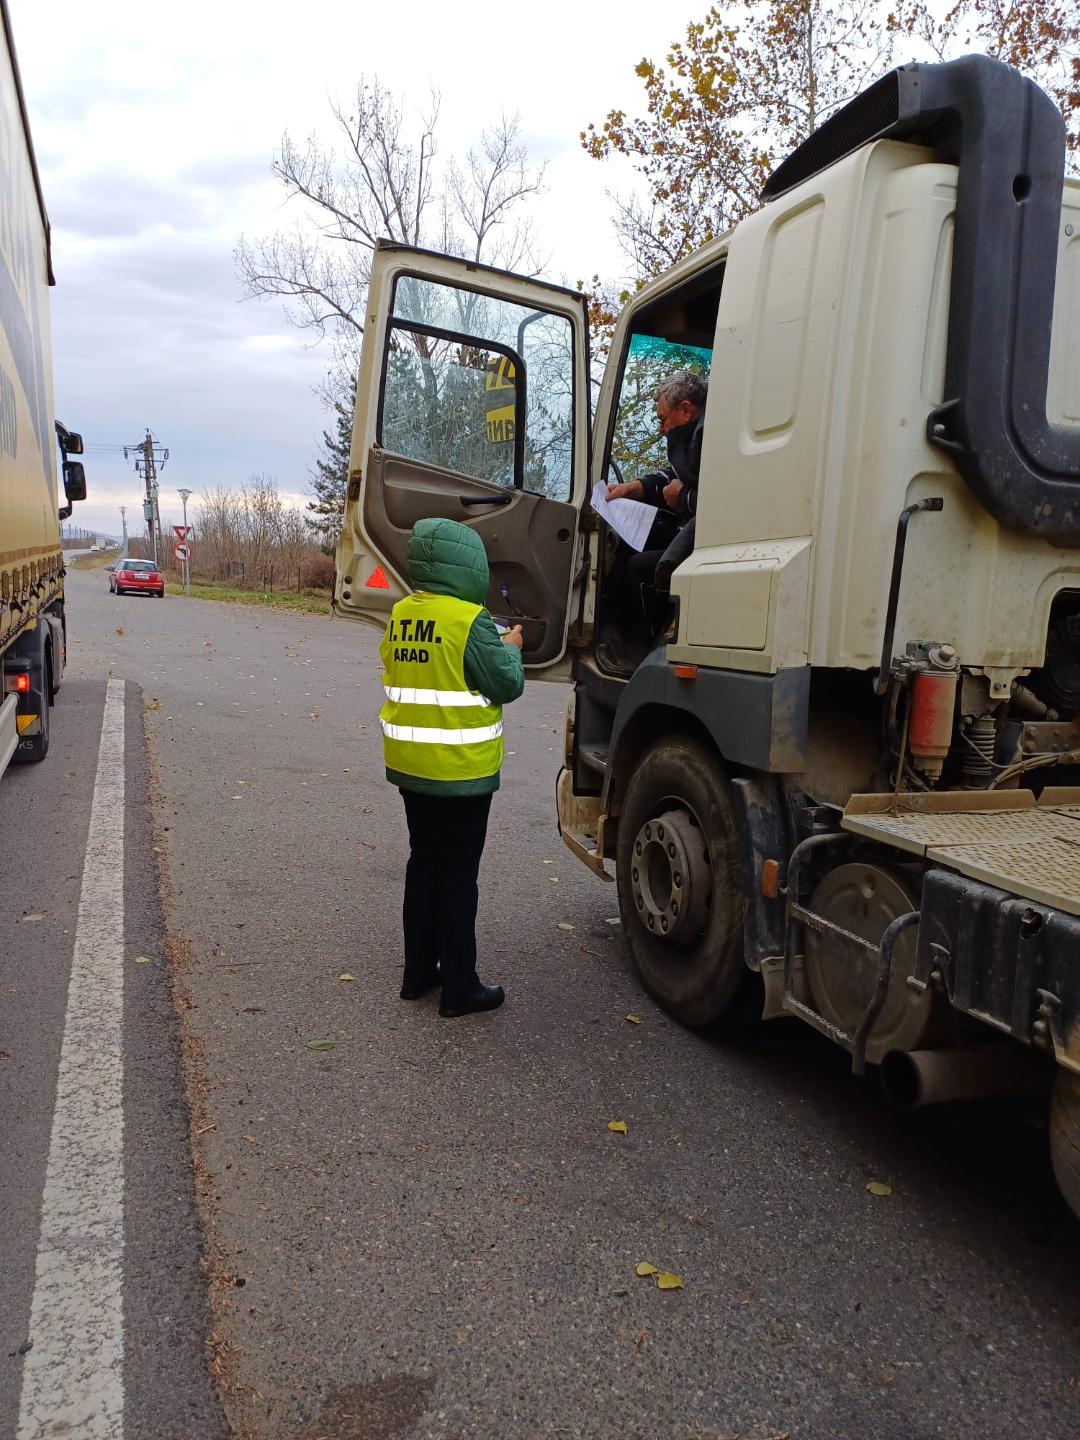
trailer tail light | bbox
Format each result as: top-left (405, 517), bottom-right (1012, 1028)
top-left (761, 859), bottom-right (781, 899)
top-left (672, 663), bottom-right (698, 681)
top-left (4, 671), bottom-right (30, 694)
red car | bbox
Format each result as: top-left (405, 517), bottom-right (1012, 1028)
top-left (109, 559), bottom-right (165, 597)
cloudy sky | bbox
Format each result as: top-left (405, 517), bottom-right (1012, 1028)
top-left (11, 0), bottom-right (705, 539)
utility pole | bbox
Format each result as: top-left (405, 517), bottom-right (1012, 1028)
top-left (123, 429), bottom-right (169, 565)
top-left (119, 505), bottom-right (128, 551)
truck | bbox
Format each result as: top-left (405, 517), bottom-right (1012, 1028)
top-left (0, 0), bottom-right (86, 777)
top-left (334, 54), bottom-right (1080, 1220)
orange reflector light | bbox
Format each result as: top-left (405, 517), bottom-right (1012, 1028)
top-left (672, 663), bottom-right (698, 680)
top-left (5, 671), bottom-right (30, 694)
top-left (365, 566), bottom-right (390, 590)
top-left (761, 858), bottom-right (781, 899)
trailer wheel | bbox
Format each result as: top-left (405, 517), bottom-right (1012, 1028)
top-left (616, 737), bottom-right (758, 1028)
top-left (1050, 1066), bottom-right (1080, 1220)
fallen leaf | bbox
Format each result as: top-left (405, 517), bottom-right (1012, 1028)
top-left (152, 845), bottom-right (163, 853)
top-left (556, 921), bottom-right (575, 931)
top-left (634, 1262), bottom-right (658, 1278)
top-left (65, 770), bottom-right (77, 778)
top-left (542, 859), bottom-right (554, 865)
top-left (625, 1014), bottom-right (642, 1025)
top-left (146, 698), bottom-right (161, 711)
top-left (866, 1181), bottom-right (892, 1197)
top-left (306, 1039), bottom-right (335, 1052)
top-left (608, 1120), bottom-right (628, 1134)
top-left (230, 795), bottom-right (243, 800)
top-left (241, 1134), bottom-right (255, 1143)
top-left (115, 627), bottom-right (124, 636)
top-left (338, 973), bottom-right (356, 983)
top-left (548, 876), bottom-right (560, 883)
top-left (133, 955), bottom-right (151, 965)
top-left (605, 917), bottom-right (621, 926)
top-left (630, 1329), bottom-right (647, 1363)
top-left (655, 1272), bottom-right (683, 1291)
top-left (21, 914), bottom-right (45, 923)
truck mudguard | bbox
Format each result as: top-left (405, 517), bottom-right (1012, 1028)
top-left (764, 56), bottom-right (1080, 546)
top-left (606, 647), bottom-right (810, 781)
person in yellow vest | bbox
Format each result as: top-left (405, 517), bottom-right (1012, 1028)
top-left (380, 518), bottom-right (524, 1017)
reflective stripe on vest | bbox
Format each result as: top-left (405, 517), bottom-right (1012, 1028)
top-left (379, 591), bottom-right (503, 783)
top-left (383, 685), bottom-right (493, 708)
top-left (380, 720), bottom-right (503, 744)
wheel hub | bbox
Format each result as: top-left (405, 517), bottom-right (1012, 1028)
top-left (629, 808), bottom-right (710, 946)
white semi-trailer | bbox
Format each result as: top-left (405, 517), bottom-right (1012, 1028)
top-left (0, 0), bottom-right (86, 776)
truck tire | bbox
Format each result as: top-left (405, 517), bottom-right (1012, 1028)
top-left (1050, 1066), bottom-right (1080, 1220)
top-left (615, 736), bottom-right (759, 1028)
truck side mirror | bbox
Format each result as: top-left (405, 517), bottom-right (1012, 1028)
top-left (64, 431), bottom-right (84, 455)
top-left (63, 459), bottom-right (86, 502)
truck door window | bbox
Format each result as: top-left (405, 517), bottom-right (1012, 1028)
top-left (385, 275), bottom-right (575, 500)
top-left (609, 332), bottom-right (712, 480)
top-left (381, 328), bottom-right (523, 491)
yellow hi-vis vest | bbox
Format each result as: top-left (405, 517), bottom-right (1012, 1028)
top-left (379, 591), bottom-right (503, 783)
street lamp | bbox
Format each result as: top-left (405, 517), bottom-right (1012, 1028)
top-left (177, 488), bottom-right (194, 595)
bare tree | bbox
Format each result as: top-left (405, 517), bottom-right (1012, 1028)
top-left (236, 81), bottom-right (546, 382)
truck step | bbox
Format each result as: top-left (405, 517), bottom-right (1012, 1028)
top-left (578, 745), bottom-right (609, 776)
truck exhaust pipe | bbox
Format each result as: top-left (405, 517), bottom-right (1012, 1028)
top-left (881, 1045), bottom-right (1053, 1110)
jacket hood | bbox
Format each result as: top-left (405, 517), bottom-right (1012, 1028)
top-left (406, 517), bottom-right (490, 605)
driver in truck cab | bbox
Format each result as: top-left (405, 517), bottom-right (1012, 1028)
top-left (606, 371), bottom-right (706, 600)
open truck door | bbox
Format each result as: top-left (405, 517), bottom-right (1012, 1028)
top-left (335, 242), bottom-right (591, 672)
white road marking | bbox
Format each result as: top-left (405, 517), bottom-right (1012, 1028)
top-left (17, 678), bottom-right (126, 1439)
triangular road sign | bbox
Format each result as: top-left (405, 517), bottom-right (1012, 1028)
top-left (173, 525), bottom-right (192, 540)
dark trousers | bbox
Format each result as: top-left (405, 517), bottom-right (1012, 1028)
top-left (626, 516), bottom-right (696, 597)
top-left (400, 789), bottom-right (493, 1000)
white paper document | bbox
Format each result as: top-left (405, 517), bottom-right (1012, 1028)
top-left (590, 482), bottom-right (657, 553)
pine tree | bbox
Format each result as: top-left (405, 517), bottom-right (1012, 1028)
top-left (307, 395), bottom-right (353, 550)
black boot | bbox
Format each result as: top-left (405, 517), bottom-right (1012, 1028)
top-left (439, 981), bottom-right (505, 1018)
top-left (400, 964), bottom-right (441, 1001)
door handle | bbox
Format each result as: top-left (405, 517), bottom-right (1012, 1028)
top-left (459, 493), bottom-right (512, 507)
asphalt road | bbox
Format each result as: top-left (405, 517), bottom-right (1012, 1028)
top-left (0, 631), bottom-right (226, 1438)
top-left (4, 567), bottom-right (1080, 1440)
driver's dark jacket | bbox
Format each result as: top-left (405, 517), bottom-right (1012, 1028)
top-left (634, 412), bottom-right (705, 525)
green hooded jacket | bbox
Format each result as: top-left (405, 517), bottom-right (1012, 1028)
top-left (384, 517), bottom-right (525, 796)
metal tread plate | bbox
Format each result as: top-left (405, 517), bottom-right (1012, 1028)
top-left (842, 789), bottom-right (1080, 917)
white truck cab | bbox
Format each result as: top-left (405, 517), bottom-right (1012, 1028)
top-left (337, 55), bottom-right (1080, 1221)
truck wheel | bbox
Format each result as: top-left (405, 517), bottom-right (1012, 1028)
top-left (615, 736), bottom-right (758, 1028)
top-left (1050, 1066), bottom-right (1080, 1220)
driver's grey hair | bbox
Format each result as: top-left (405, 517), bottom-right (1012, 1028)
top-left (656, 371), bottom-right (708, 414)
